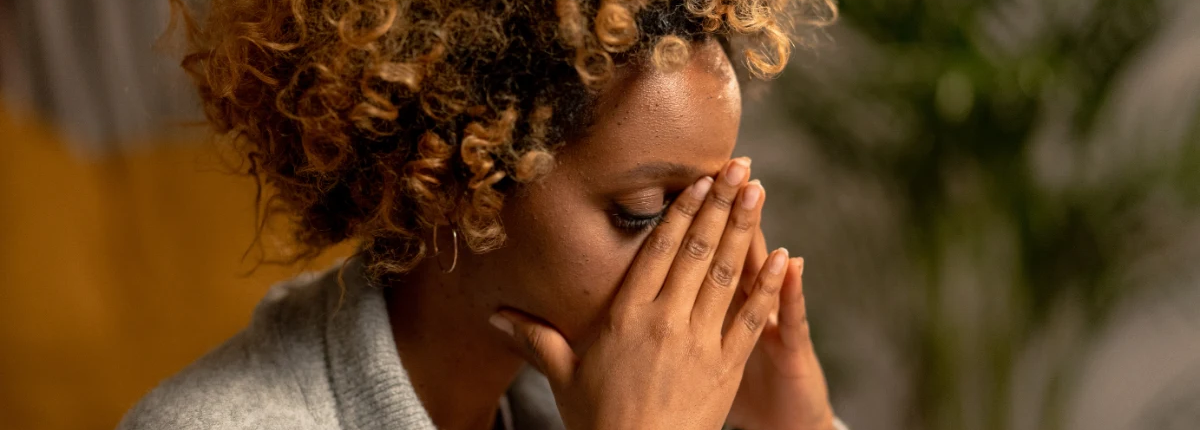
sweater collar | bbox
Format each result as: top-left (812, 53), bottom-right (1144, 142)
top-left (319, 256), bottom-right (564, 430)
top-left (323, 256), bottom-right (437, 430)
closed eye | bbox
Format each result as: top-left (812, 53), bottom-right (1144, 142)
top-left (610, 195), bottom-right (675, 233)
top-left (611, 208), bottom-right (666, 233)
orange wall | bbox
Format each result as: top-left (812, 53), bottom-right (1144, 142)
top-left (0, 106), bottom-right (350, 430)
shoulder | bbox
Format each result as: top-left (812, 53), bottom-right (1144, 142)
top-left (118, 266), bottom-right (345, 430)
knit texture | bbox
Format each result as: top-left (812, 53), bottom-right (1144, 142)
top-left (117, 257), bottom-right (565, 430)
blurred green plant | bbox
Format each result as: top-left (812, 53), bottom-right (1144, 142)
top-left (768, 0), bottom-right (1200, 429)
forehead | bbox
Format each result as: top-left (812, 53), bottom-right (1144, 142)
top-left (560, 40), bottom-right (742, 181)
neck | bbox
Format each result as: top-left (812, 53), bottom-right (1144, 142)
top-left (385, 261), bottom-right (526, 430)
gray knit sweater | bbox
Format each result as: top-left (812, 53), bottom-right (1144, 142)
top-left (117, 258), bottom-right (565, 430)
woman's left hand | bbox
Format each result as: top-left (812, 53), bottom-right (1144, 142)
top-left (725, 229), bottom-right (837, 430)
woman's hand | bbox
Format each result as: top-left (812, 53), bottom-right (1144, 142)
top-left (490, 158), bottom-right (787, 430)
top-left (726, 229), bottom-right (837, 430)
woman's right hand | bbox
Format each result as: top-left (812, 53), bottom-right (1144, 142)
top-left (489, 158), bottom-right (789, 430)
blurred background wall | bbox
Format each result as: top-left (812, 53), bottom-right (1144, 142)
top-left (0, 1), bottom-right (1197, 430)
top-left (0, 1), bottom-right (349, 429)
top-left (743, 1), bottom-right (1200, 429)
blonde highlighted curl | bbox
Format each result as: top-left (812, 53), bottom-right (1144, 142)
top-left (169, 0), bottom-right (836, 277)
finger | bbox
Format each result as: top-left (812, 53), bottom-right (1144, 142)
top-left (612, 176), bottom-right (714, 307)
top-left (490, 310), bottom-right (577, 387)
top-left (692, 180), bottom-right (763, 330)
top-left (778, 257), bottom-right (812, 351)
top-left (723, 228), bottom-right (763, 332)
top-left (723, 247), bottom-right (788, 360)
top-left (657, 157), bottom-right (751, 309)
top-left (742, 227), bottom-right (768, 296)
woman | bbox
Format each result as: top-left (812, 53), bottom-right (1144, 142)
top-left (122, 0), bottom-right (843, 429)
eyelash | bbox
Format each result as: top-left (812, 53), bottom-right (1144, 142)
top-left (612, 198), bottom-right (674, 233)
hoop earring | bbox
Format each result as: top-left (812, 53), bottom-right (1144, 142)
top-left (432, 224), bottom-right (458, 273)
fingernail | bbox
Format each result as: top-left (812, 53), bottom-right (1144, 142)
top-left (724, 158), bottom-right (749, 186)
top-left (769, 248), bottom-right (789, 274)
top-left (795, 257), bottom-right (805, 276)
top-left (489, 314), bottom-right (514, 336)
top-left (690, 176), bottom-right (714, 200)
top-left (741, 181), bottom-right (762, 209)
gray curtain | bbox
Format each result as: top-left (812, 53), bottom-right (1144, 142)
top-left (0, 0), bottom-right (199, 156)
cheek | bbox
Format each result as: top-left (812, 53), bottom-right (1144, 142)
top-left (498, 185), bottom-right (640, 342)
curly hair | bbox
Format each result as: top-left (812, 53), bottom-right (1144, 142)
top-left (169, 0), bottom-right (836, 277)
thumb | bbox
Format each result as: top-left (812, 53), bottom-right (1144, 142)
top-left (489, 310), bottom-right (577, 386)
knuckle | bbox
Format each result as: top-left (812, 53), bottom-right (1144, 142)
top-left (607, 319), bottom-right (631, 339)
top-left (608, 307), bottom-right (632, 331)
top-left (646, 318), bottom-right (677, 343)
top-left (674, 199), bottom-right (701, 219)
top-left (741, 309), bottom-right (764, 334)
top-left (730, 213), bottom-right (756, 232)
top-left (685, 339), bottom-right (706, 359)
top-left (643, 232), bottom-right (675, 257)
top-left (717, 362), bottom-right (741, 384)
top-left (707, 190), bottom-right (736, 211)
top-left (522, 327), bottom-right (546, 356)
top-left (757, 277), bottom-right (782, 295)
top-left (611, 303), bottom-right (655, 335)
top-left (708, 260), bottom-right (737, 288)
top-left (682, 234), bottom-right (713, 260)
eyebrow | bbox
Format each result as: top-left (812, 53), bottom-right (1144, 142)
top-left (622, 161), bottom-right (705, 181)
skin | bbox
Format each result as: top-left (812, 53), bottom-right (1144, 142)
top-left (386, 39), bottom-right (833, 430)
